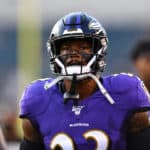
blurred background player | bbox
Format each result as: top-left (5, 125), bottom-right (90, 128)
top-left (131, 39), bottom-right (150, 93)
top-left (19, 12), bottom-right (150, 150)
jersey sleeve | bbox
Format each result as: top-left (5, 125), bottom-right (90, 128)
top-left (19, 79), bottom-right (50, 119)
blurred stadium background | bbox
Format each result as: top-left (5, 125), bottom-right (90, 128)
top-left (0, 0), bottom-right (150, 149)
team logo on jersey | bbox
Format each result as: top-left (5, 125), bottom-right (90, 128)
top-left (72, 105), bottom-right (85, 115)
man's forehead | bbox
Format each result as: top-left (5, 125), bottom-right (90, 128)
top-left (135, 54), bottom-right (150, 64)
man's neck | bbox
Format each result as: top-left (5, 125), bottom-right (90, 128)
top-left (64, 77), bottom-right (98, 100)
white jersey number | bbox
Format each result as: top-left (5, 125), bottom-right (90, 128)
top-left (50, 129), bottom-right (110, 150)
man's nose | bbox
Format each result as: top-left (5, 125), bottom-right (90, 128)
top-left (71, 48), bottom-right (80, 54)
top-left (70, 50), bottom-right (81, 58)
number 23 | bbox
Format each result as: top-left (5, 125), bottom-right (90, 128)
top-left (50, 129), bottom-right (110, 150)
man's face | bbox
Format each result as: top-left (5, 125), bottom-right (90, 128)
top-left (134, 56), bottom-right (150, 79)
top-left (59, 39), bottom-right (92, 66)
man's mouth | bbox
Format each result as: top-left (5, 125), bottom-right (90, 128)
top-left (66, 60), bottom-right (83, 66)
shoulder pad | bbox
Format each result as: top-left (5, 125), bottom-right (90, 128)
top-left (103, 73), bottom-right (150, 110)
top-left (19, 78), bottom-right (54, 118)
top-left (104, 73), bottom-right (139, 94)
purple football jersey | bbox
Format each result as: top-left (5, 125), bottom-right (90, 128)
top-left (19, 73), bottom-right (150, 150)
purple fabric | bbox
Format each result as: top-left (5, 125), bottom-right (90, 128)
top-left (19, 74), bottom-right (150, 150)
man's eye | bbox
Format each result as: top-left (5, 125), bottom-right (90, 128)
top-left (62, 47), bottom-right (70, 51)
top-left (80, 46), bottom-right (90, 50)
top-left (80, 46), bottom-right (90, 49)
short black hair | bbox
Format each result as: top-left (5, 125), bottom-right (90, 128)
top-left (131, 39), bottom-right (150, 62)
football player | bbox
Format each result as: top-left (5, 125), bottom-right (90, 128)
top-left (19, 12), bottom-right (150, 150)
top-left (131, 39), bottom-right (150, 93)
